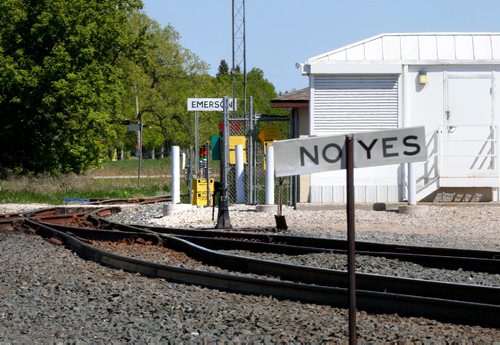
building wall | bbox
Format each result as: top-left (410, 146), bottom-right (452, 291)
top-left (405, 65), bottom-right (500, 196)
top-left (306, 64), bottom-right (500, 203)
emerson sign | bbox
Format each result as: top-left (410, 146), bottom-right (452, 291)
top-left (274, 127), bottom-right (427, 177)
top-left (187, 98), bottom-right (237, 112)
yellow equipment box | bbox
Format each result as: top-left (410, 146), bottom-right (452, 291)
top-left (192, 179), bottom-right (214, 206)
top-left (193, 178), bottom-right (214, 193)
top-left (192, 191), bottom-right (214, 206)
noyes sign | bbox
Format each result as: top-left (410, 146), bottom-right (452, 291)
top-left (274, 127), bottom-right (427, 177)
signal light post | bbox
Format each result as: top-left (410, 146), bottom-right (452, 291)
top-left (199, 145), bottom-right (208, 176)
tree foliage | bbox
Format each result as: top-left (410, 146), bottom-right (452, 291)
top-left (217, 59), bottom-right (230, 76)
top-left (117, 13), bottom-right (210, 156)
top-left (0, 0), bottom-right (288, 175)
top-left (0, 0), bottom-right (145, 175)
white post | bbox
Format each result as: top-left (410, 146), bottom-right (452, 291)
top-left (181, 152), bottom-right (186, 170)
top-left (235, 144), bottom-right (245, 204)
top-left (265, 146), bottom-right (275, 205)
top-left (172, 146), bottom-right (180, 204)
top-left (408, 162), bottom-right (416, 205)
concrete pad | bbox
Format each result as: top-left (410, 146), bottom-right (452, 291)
top-left (163, 203), bottom-right (192, 216)
top-left (255, 204), bottom-right (276, 213)
top-left (294, 202), bottom-right (402, 211)
top-left (398, 205), bottom-right (429, 215)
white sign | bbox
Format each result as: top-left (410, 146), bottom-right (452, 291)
top-left (274, 127), bottom-right (427, 177)
top-left (187, 98), bottom-right (237, 111)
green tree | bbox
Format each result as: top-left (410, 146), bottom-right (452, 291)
top-left (119, 14), bottom-right (209, 155)
top-left (227, 66), bottom-right (287, 116)
top-left (246, 67), bottom-right (287, 115)
top-left (217, 59), bottom-right (230, 76)
top-left (0, 0), bottom-right (145, 175)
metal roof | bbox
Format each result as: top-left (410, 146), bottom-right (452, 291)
top-left (307, 33), bottom-right (500, 64)
top-left (271, 87), bottom-right (309, 108)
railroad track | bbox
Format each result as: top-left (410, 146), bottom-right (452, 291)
top-left (106, 221), bottom-right (500, 274)
top-left (3, 205), bottom-right (500, 328)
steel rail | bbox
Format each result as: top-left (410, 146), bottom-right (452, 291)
top-left (0, 213), bottom-right (24, 230)
top-left (12, 206), bottom-right (500, 274)
top-left (86, 195), bottom-right (173, 205)
top-left (4, 209), bottom-right (500, 327)
top-left (96, 218), bottom-right (500, 274)
top-left (131, 223), bottom-right (500, 259)
top-left (30, 216), bottom-right (500, 326)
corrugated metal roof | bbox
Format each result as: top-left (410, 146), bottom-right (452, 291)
top-left (307, 33), bottom-right (500, 63)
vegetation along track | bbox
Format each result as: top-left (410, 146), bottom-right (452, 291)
top-left (3, 203), bottom-right (499, 328)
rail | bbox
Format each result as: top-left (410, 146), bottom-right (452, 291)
top-left (8, 206), bottom-right (499, 328)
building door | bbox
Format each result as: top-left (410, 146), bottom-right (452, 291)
top-left (443, 75), bottom-right (495, 177)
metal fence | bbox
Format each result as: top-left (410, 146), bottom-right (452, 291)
top-left (226, 103), bottom-right (292, 206)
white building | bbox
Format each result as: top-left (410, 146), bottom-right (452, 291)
top-left (298, 32), bottom-right (500, 203)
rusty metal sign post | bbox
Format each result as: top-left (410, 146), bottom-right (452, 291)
top-left (345, 135), bottom-right (356, 345)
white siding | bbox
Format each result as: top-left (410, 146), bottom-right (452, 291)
top-left (309, 185), bottom-right (399, 203)
top-left (312, 75), bottom-right (399, 135)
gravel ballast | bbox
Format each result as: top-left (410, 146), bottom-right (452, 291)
top-left (1, 203), bottom-right (499, 343)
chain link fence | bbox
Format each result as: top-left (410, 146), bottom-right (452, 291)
top-left (226, 112), bottom-right (293, 206)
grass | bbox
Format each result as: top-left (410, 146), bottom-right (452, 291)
top-left (0, 157), bottom-right (219, 204)
top-left (88, 158), bottom-right (171, 177)
top-left (0, 159), bottom-right (183, 204)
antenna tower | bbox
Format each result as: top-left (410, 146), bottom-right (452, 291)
top-left (232, 0), bottom-right (246, 118)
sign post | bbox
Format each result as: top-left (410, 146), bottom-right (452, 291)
top-left (345, 135), bottom-right (356, 345)
top-left (187, 97), bottom-right (237, 177)
top-left (186, 98), bottom-right (237, 223)
top-left (273, 127), bottom-right (427, 344)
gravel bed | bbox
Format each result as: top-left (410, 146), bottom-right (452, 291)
top-left (92, 233), bottom-right (500, 288)
top-left (88, 239), bottom-right (279, 281)
top-left (109, 203), bottom-right (500, 251)
top-left (1, 229), bottom-right (499, 343)
top-left (222, 250), bottom-right (500, 287)
top-left (1, 203), bottom-right (500, 343)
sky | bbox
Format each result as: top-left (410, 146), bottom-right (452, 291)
top-left (142, 0), bottom-right (500, 93)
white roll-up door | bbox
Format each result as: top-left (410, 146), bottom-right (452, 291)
top-left (312, 75), bottom-right (399, 135)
